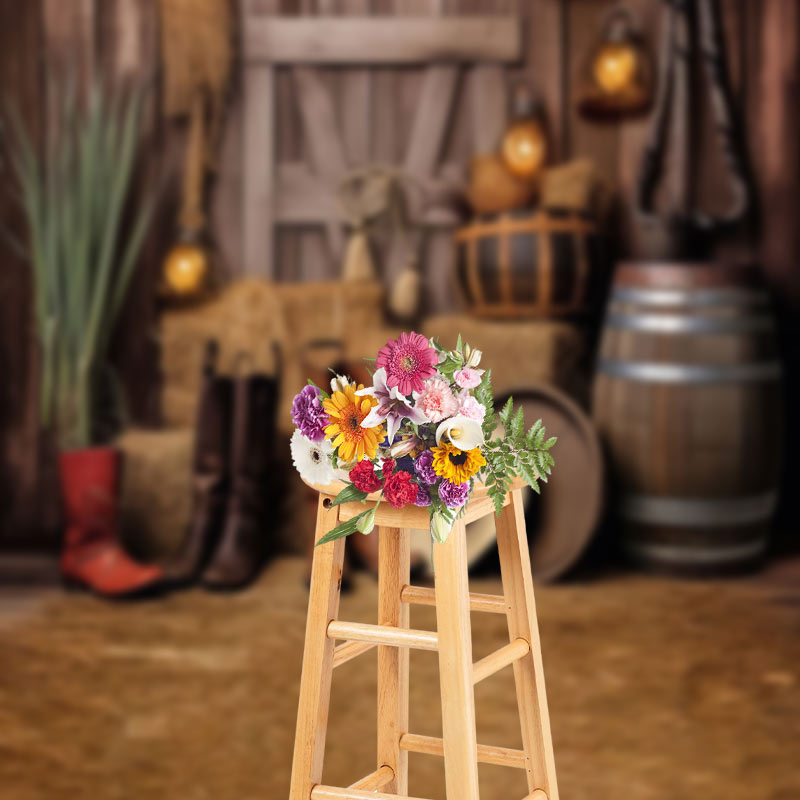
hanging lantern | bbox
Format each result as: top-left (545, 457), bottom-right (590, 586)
top-left (163, 230), bottom-right (210, 297)
top-left (500, 82), bottom-right (548, 180)
top-left (578, 6), bottom-right (654, 120)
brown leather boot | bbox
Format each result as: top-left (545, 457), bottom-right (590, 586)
top-left (164, 341), bottom-right (233, 585)
top-left (202, 368), bottom-right (278, 590)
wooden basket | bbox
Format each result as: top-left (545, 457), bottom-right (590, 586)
top-left (453, 209), bottom-right (605, 319)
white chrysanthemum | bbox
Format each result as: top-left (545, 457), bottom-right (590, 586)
top-left (290, 430), bottom-right (337, 485)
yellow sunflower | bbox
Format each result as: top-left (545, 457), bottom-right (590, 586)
top-left (323, 383), bottom-right (383, 463)
top-left (431, 443), bottom-right (486, 484)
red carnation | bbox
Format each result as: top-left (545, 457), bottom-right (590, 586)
top-left (349, 459), bottom-right (384, 493)
top-left (383, 471), bottom-right (418, 509)
top-left (381, 458), bottom-right (396, 478)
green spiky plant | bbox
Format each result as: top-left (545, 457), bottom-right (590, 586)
top-left (4, 78), bottom-right (154, 450)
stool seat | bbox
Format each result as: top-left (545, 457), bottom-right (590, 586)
top-left (301, 476), bottom-right (526, 530)
top-left (288, 484), bottom-right (559, 800)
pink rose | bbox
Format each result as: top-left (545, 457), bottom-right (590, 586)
top-left (454, 367), bottom-right (483, 389)
top-left (457, 392), bottom-right (486, 423)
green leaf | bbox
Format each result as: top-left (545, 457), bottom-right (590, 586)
top-left (315, 515), bottom-right (363, 546)
top-left (510, 406), bottom-right (524, 439)
top-left (526, 418), bottom-right (543, 446)
top-left (543, 436), bottom-right (557, 450)
top-left (499, 397), bottom-right (514, 428)
top-left (330, 484), bottom-right (369, 507)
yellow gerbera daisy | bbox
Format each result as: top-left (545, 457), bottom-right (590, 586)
top-left (323, 383), bottom-right (383, 463)
top-left (431, 443), bottom-right (486, 484)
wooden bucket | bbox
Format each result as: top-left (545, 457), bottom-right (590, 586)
top-left (453, 209), bottom-right (604, 318)
top-left (592, 261), bottom-right (783, 574)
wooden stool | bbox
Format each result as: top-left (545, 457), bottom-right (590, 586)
top-left (289, 479), bottom-right (559, 800)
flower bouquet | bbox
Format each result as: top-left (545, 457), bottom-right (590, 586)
top-left (290, 332), bottom-right (556, 545)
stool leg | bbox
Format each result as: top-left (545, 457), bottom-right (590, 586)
top-left (377, 526), bottom-right (411, 794)
top-left (433, 519), bottom-right (480, 800)
top-left (289, 497), bottom-right (346, 800)
top-left (496, 490), bottom-right (559, 800)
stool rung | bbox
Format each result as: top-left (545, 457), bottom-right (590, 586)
top-left (311, 787), bottom-right (432, 800)
top-left (400, 585), bottom-right (507, 614)
top-left (327, 620), bottom-right (438, 651)
top-left (333, 640), bottom-right (376, 668)
top-left (348, 765), bottom-right (394, 790)
top-left (472, 637), bottom-right (530, 684)
top-left (399, 732), bottom-right (527, 769)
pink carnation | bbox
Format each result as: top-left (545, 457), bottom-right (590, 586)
top-left (457, 392), bottom-right (486, 423)
top-left (416, 378), bottom-right (458, 423)
top-left (454, 367), bottom-right (483, 389)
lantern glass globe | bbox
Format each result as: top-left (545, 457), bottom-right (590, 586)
top-left (164, 242), bottom-right (208, 295)
top-left (593, 42), bottom-right (638, 94)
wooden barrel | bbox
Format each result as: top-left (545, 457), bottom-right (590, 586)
top-left (592, 262), bottom-right (783, 574)
top-left (453, 209), bottom-right (605, 319)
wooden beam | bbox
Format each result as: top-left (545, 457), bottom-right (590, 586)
top-left (275, 163), bottom-right (461, 226)
top-left (244, 17), bottom-right (522, 64)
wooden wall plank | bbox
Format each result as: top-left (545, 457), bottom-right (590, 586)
top-left (527, 0), bottom-right (567, 159)
top-left (566, 0), bottom-right (619, 190)
top-left (470, 65), bottom-right (508, 153)
top-left (293, 66), bottom-right (348, 269)
top-left (243, 64), bottom-right (276, 276)
top-left (0, 0), bottom-right (53, 548)
top-left (616, 0), bottom-right (666, 258)
top-left (244, 16), bottom-right (522, 63)
top-left (336, 0), bottom-right (372, 167)
top-left (757, 0), bottom-right (800, 302)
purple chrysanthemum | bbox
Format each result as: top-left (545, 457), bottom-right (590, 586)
top-left (291, 384), bottom-right (329, 442)
top-left (414, 484), bottom-right (432, 507)
top-left (438, 479), bottom-right (469, 508)
top-left (414, 450), bottom-right (437, 486)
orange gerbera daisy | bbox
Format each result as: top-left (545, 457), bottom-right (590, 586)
top-left (323, 383), bottom-right (384, 463)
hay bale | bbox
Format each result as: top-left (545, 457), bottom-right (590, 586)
top-left (161, 278), bottom-right (395, 430)
top-left (160, 279), bottom-right (285, 427)
top-left (422, 315), bottom-right (587, 398)
top-left (117, 427), bottom-right (194, 561)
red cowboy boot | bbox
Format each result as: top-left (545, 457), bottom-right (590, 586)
top-left (60, 447), bottom-right (165, 598)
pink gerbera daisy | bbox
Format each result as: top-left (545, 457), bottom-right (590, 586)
top-left (376, 332), bottom-right (438, 395)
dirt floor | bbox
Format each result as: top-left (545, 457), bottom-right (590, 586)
top-left (0, 555), bottom-right (798, 800)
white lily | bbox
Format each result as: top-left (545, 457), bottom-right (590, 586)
top-left (356, 367), bottom-right (428, 443)
top-left (330, 374), bottom-right (350, 393)
top-left (356, 507), bottom-right (377, 535)
top-left (466, 347), bottom-right (482, 368)
top-left (435, 415), bottom-right (484, 451)
top-left (430, 511), bottom-right (453, 544)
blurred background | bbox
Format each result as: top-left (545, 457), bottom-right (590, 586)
top-left (0, 1), bottom-right (798, 798)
